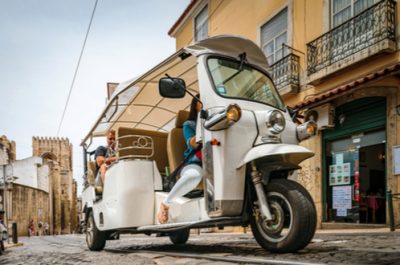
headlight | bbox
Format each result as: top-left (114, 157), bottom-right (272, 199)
top-left (296, 121), bottom-right (317, 141)
top-left (204, 104), bottom-right (241, 131)
top-left (266, 110), bottom-right (285, 134)
top-left (226, 104), bottom-right (241, 122)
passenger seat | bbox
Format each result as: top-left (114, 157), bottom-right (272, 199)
top-left (167, 110), bottom-right (204, 193)
top-left (167, 110), bottom-right (189, 172)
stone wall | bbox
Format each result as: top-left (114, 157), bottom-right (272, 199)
top-left (11, 183), bottom-right (50, 236)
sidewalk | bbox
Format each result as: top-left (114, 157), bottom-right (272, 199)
top-left (3, 240), bottom-right (23, 249)
top-left (315, 227), bottom-right (394, 234)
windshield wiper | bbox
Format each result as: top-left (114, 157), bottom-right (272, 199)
top-left (220, 53), bottom-right (247, 85)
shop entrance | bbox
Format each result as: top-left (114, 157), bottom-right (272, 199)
top-left (323, 97), bottom-right (386, 224)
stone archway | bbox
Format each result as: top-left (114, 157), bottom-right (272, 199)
top-left (41, 152), bottom-right (57, 162)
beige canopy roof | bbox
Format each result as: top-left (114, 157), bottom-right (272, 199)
top-left (82, 35), bottom-right (269, 145)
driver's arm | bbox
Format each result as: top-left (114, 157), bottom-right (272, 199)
top-left (104, 156), bottom-right (117, 165)
top-left (96, 155), bottom-right (105, 167)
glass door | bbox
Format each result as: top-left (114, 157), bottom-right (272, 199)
top-left (325, 129), bottom-right (386, 223)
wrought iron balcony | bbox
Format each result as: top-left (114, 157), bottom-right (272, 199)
top-left (270, 53), bottom-right (300, 94)
top-left (307, 0), bottom-right (396, 76)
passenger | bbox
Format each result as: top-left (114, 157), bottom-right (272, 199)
top-left (95, 129), bottom-right (117, 186)
top-left (157, 95), bottom-right (203, 224)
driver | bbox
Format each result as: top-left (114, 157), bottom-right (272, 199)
top-left (157, 95), bottom-right (203, 224)
top-left (95, 130), bottom-right (117, 186)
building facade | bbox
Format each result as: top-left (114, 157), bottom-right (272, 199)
top-left (169, 0), bottom-right (400, 228)
top-left (32, 137), bottom-right (77, 234)
top-left (0, 135), bottom-right (77, 236)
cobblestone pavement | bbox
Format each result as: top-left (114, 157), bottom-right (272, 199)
top-left (1, 229), bottom-right (400, 264)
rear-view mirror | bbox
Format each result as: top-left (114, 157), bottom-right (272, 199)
top-left (159, 77), bottom-right (186, 98)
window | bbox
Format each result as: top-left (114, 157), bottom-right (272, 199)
top-left (260, 8), bottom-right (288, 65)
top-left (331, 0), bottom-right (378, 28)
top-left (195, 5), bottom-right (208, 42)
top-left (207, 57), bottom-right (285, 110)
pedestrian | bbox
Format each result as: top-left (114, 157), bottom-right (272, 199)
top-left (38, 221), bottom-right (43, 237)
top-left (28, 219), bottom-right (34, 237)
top-left (44, 222), bottom-right (49, 235)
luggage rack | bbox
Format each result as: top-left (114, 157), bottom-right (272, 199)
top-left (117, 134), bottom-right (155, 159)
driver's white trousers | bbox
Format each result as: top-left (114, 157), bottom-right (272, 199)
top-left (164, 164), bottom-right (203, 204)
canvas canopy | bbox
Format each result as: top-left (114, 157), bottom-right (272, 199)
top-left (81, 35), bottom-right (269, 146)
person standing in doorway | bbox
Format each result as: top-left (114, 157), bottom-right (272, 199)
top-left (38, 221), bottom-right (43, 237)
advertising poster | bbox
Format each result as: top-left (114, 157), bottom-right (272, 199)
top-left (335, 152), bottom-right (344, 165)
top-left (329, 163), bottom-right (351, 186)
top-left (336, 208), bottom-right (347, 217)
top-left (329, 165), bottom-right (336, 185)
top-left (332, 185), bottom-right (352, 211)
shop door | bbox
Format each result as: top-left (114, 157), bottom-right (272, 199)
top-left (323, 97), bottom-right (386, 224)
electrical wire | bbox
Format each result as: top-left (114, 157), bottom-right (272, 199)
top-left (57, 0), bottom-right (98, 136)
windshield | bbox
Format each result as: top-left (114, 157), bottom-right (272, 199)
top-left (207, 57), bottom-right (285, 110)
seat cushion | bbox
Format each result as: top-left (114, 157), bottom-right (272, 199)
top-left (167, 128), bottom-right (186, 172)
top-left (175, 110), bottom-right (189, 128)
top-left (86, 161), bottom-right (97, 185)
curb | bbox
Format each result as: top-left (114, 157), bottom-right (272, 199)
top-left (4, 242), bottom-right (24, 249)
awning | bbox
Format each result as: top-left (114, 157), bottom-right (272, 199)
top-left (292, 63), bottom-right (400, 110)
top-left (81, 35), bottom-right (269, 146)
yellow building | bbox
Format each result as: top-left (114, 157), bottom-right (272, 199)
top-left (169, 0), bottom-right (400, 228)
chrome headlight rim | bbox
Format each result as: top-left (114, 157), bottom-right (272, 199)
top-left (266, 110), bottom-right (286, 134)
top-left (296, 120), bottom-right (318, 142)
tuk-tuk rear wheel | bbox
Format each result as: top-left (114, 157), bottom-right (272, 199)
top-left (86, 211), bottom-right (106, 251)
top-left (250, 178), bottom-right (316, 253)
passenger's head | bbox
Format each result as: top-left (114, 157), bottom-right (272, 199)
top-left (106, 130), bottom-right (116, 147)
top-left (188, 94), bottom-right (201, 121)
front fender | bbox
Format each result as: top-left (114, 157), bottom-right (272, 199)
top-left (237, 144), bottom-right (314, 169)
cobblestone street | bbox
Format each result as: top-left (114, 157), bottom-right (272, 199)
top-left (1, 229), bottom-right (400, 264)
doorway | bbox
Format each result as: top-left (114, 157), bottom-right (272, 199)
top-left (322, 97), bottom-right (386, 224)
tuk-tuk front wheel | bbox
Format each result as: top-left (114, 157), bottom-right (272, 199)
top-left (250, 178), bottom-right (316, 253)
top-left (86, 211), bottom-right (106, 251)
top-left (168, 228), bottom-right (190, 245)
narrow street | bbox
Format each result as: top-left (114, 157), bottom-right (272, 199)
top-left (2, 229), bottom-right (400, 265)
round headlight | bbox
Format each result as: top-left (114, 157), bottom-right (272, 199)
top-left (266, 110), bottom-right (286, 134)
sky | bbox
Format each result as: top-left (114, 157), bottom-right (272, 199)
top-left (0, 0), bottom-right (190, 195)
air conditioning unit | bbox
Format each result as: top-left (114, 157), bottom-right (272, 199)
top-left (304, 103), bottom-right (335, 130)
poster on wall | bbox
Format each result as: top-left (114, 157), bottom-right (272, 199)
top-left (332, 185), bottom-right (352, 211)
top-left (329, 165), bottom-right (336, 185)
top-left (335, 153), bottom-right (344, 165)
top-left (329, 163), bottom-right (351, 186)
top-left (336, 208), bottom-right (348, 217)
top-left (394, 145), bottom-right (400, 175)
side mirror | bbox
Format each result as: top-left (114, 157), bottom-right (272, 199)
top-left (159, 77), bottom-right (186, 98)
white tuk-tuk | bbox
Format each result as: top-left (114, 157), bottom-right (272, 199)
top-left (81, 35), bottom-right (317, 253)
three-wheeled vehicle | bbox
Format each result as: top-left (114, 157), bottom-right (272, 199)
top-left (81, 35), bottom-right (318, 253)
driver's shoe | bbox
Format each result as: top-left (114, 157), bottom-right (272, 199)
top-left (157, 202), bottom-right (169, 224)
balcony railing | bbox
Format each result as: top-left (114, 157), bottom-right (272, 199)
top-left (270, 53), bottom-right (300, 93)
top-left (307, 0), bottom-right (396, 75)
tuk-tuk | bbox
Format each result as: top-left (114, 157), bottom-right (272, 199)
top-left (81, 35), bottom-right (317, 253)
